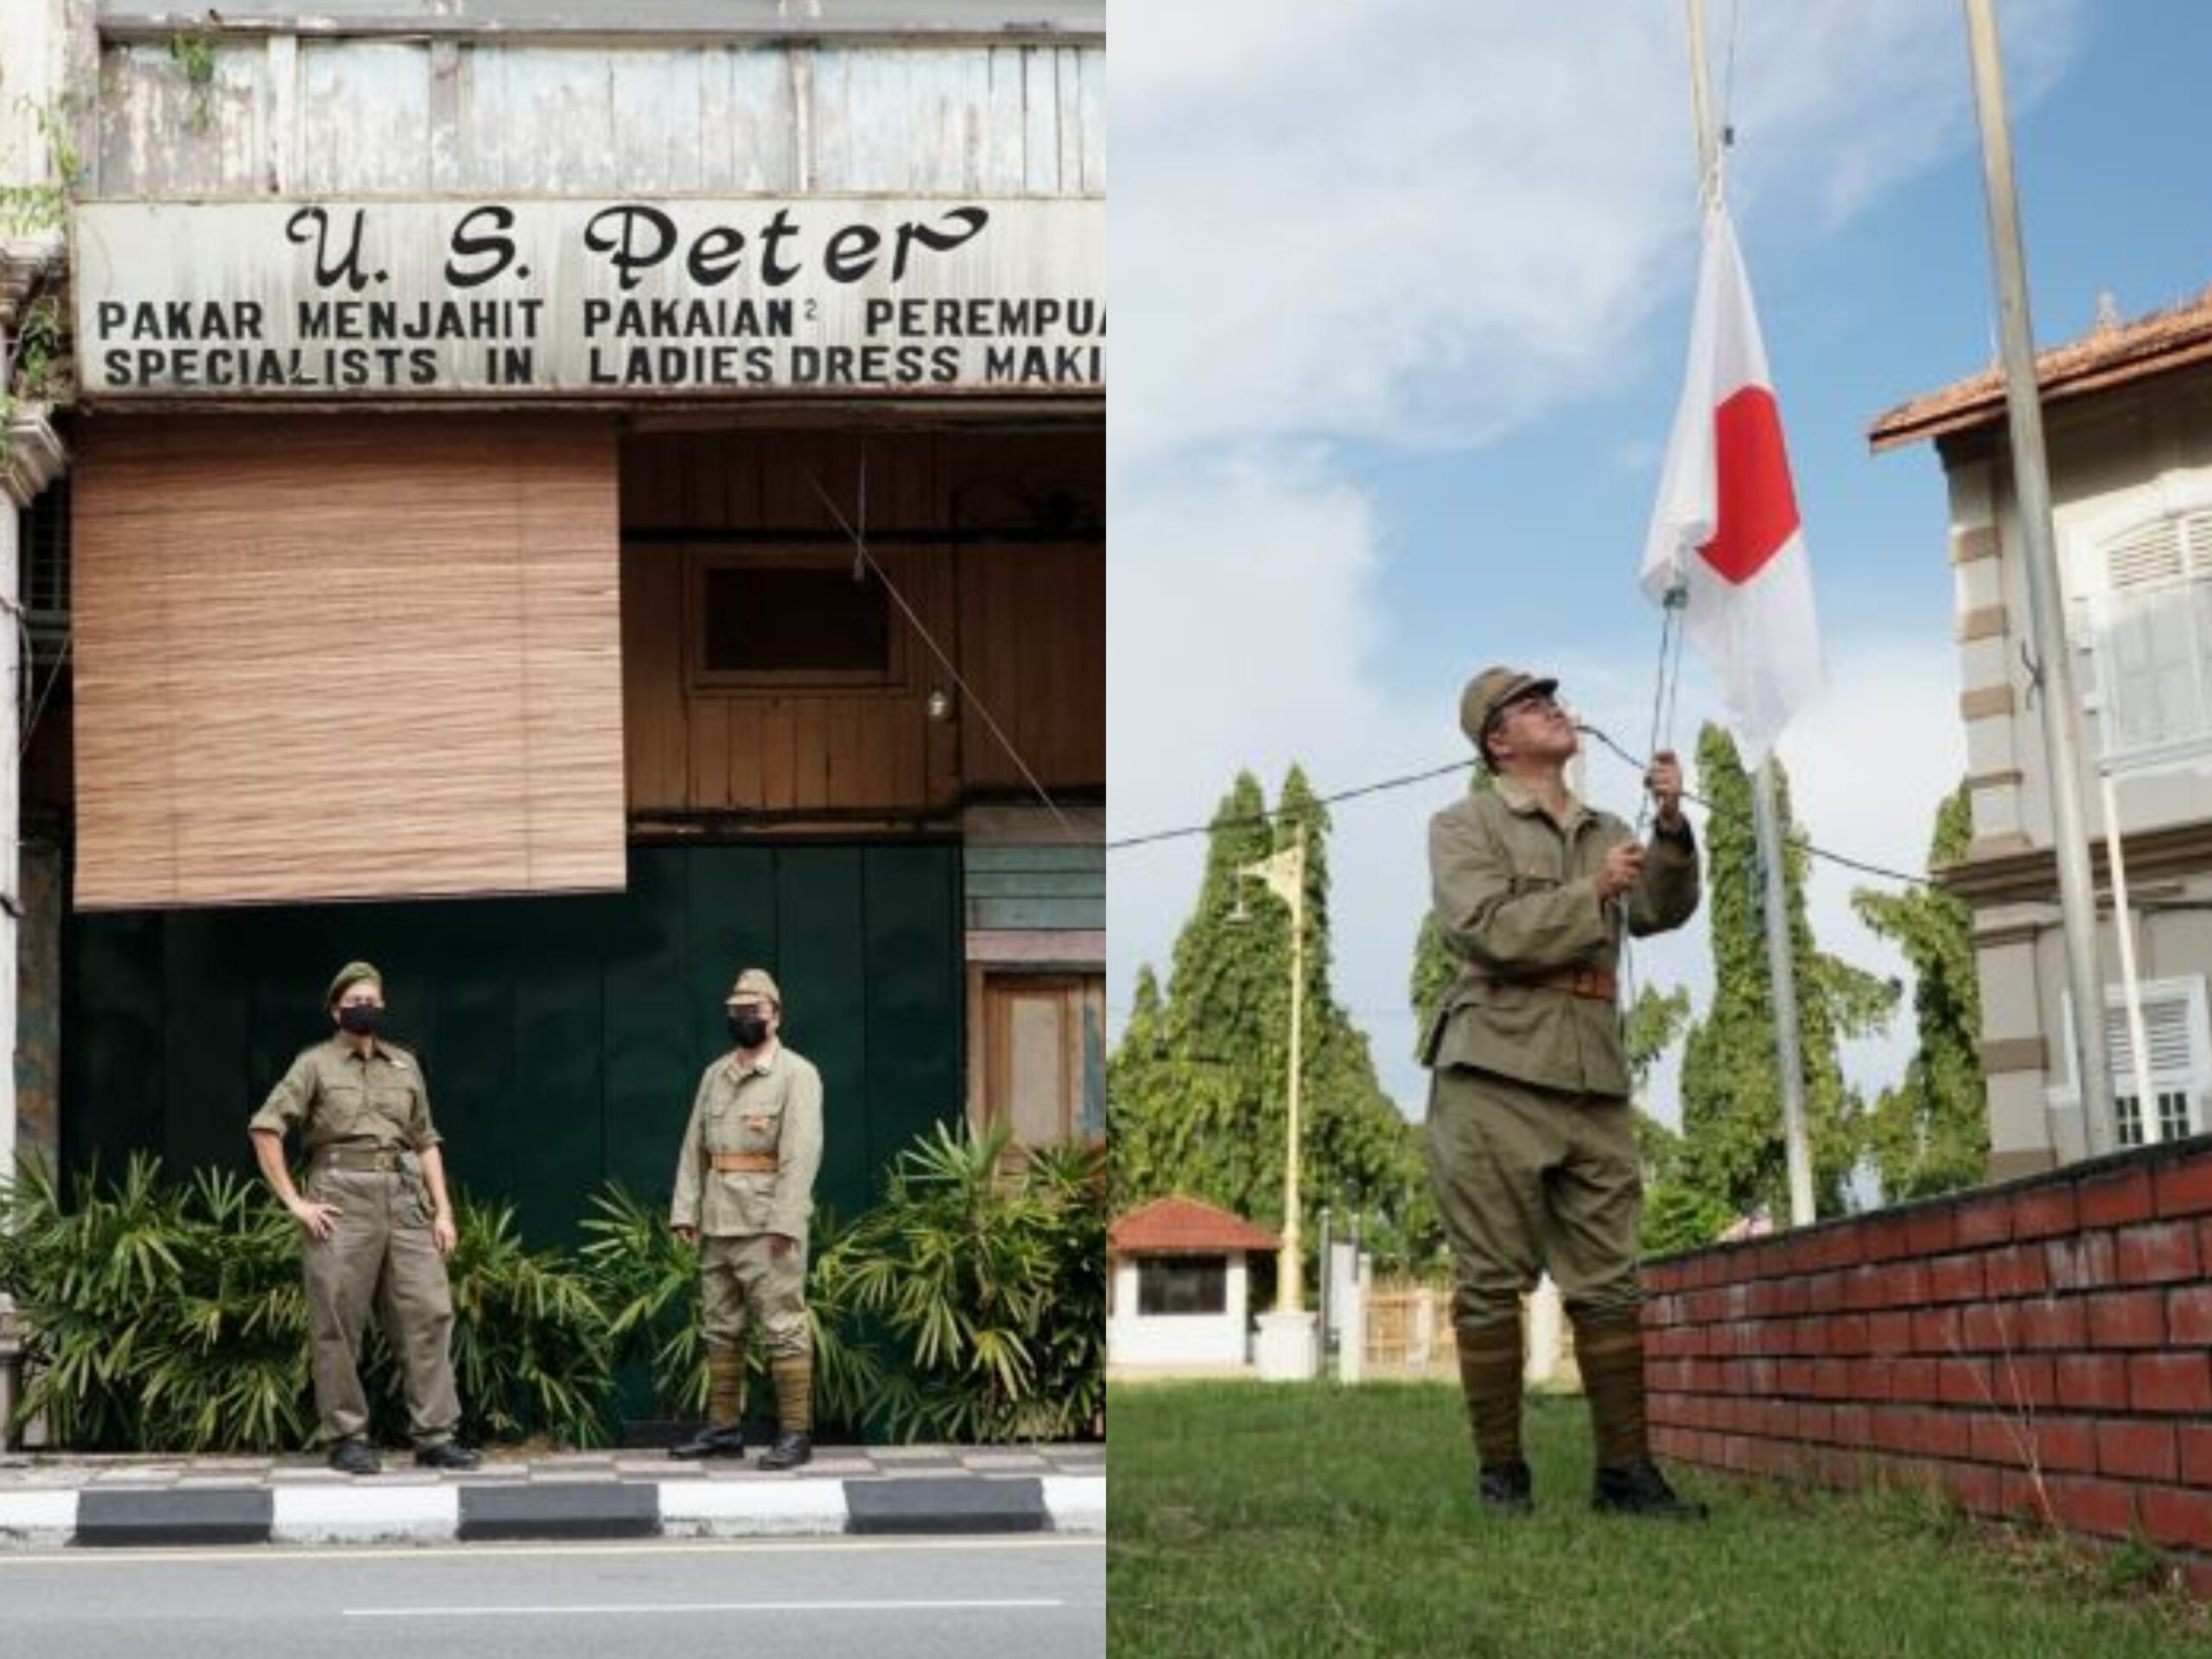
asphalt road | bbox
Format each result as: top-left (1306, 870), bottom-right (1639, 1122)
top-left (0, 1534), bottom-right (1105, 1659)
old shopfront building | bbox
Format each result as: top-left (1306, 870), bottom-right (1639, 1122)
top-left (4, 0), bottom-right (1105, 1242)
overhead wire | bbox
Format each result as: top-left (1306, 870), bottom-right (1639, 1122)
top-left (1104, 727), bottom-right (1934, 890)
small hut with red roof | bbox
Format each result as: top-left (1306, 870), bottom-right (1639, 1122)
top-left (1107, 1195), bottom-right (1280, 1376)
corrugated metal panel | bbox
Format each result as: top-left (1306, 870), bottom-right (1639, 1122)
top-left (99, 1), bottom-right (1104, 41)
top-left (90, 37), bottom-right (1102, 199)
top-left (65, 842), bottom-right (965, 1245)
top-left (298, 42), bottom-right (436, 192)
top-left (96, 41), bottom-right (270, 195)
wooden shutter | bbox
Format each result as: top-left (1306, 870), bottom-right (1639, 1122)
top-left (72, 414), bottom-right (625, 910)
top-left (974, 972), bottom-right (1103, 1147)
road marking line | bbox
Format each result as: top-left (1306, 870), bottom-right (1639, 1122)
top-left (0, 1534), bottom-right (1103, 1567)
top-left (343, 1599), bottom-right (1066, 1618)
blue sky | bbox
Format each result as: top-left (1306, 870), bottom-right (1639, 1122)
top-left (1109, 0), bottom-right (2212, 1133)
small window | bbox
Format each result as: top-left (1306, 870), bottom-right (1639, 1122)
top-left (696, 561), bottom-right (893, 684)
top-left (2115, 1088), bottom-right (2193, 1149)
top-left (2058, 976), bottom-right (2210, 1149)
top-left (1137, 1256), bottom-right (1229, 1317)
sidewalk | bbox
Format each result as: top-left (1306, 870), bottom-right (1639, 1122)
top-left (0, 1441), bottom-right (1107, 1548)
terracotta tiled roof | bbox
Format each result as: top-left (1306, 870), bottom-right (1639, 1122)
top-left (1869, 285), bottom-right (2212, 452)
top-left (1109, 1195), bottom-right (1280, 1256)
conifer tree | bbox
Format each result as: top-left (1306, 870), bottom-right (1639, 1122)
top-left (1853, 783), bottom-right (1987, 1201)
top-left (1676, 723), bottom-right (1897, 1220)
top-left (1108, 767), bottom-right (1427, 1260)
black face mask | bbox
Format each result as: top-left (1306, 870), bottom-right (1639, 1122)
top-left (727, 1012), bottom-right (771, 1049)
top-left (337, 1004), bottom-right (384, 1037)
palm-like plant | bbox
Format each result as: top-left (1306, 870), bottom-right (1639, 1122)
top-left (436, 1194), bottom-right (616, 1447)
top-left (1, 1122), bottom-right (1105, 1454)
top-left (578, 1181), bottom-right (709, 1419)
top-left (836, 1122), bottom-right (1104, 1443)
top-left (0, 1155), bottom-right (315, 1452)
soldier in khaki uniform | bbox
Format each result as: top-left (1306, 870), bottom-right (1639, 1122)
top-left (1424, 666), bottom-right (1705, 1519)
top-left (248, 962), bottom-right (480, 1476)
top-left (668, 968), bottom-right (824, 1471)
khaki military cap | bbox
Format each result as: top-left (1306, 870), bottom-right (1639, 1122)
top-left (727, 968), bottom-right (783, 1006)
top-left (1459, 665), bottom-right (1560, 750)
top-left (326, 960), bottom-right (384, 1007)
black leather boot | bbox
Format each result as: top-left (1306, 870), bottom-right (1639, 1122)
top-left (1477, 1459), bottom-right (1534, 1516)
top-left (755, 1431), bottom-right (812, 1471)
top-left (327, 1434), bottom-right (380, 1476)
top-left (1592, 1460), bottom-right (1708, 1520)
top-left (668, 1422), bottom-right (747, 1460)
top-left (413, 1441), bottom-right (482, 1471)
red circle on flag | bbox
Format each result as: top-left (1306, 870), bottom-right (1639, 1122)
top-left (1698, 385), bottom-right (1801, 586)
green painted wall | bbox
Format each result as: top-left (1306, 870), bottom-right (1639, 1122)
top-left (63, 843), bottom-right (963, 1244)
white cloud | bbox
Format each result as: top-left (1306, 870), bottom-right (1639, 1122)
top-left (1111, 0), bottom-right (2082, 469)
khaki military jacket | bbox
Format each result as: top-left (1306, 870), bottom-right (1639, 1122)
top-left (669, 1043), bottom-right (824, 1246)
top-left (1422, 775), bottom-right (1699, 1099)
top-left (248, 1036), bottom-right (441, 1154)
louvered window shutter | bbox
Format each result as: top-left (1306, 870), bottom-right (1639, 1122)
top-left (2068, 978), bottom-right (2211, 1147)
top-left (2092, 514), bottom-right (2212, 766)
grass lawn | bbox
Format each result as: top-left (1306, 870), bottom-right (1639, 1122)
top-left (1108, 1382), bottom-right (2211, 1659)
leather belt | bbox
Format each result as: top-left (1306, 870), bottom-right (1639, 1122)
top-left (1459, 964), bottom-right (1618, 1002)
top-left (312, 1145), bottom-right (410, 1173)
top-left (709, 1152), bottom-right (779, 1173)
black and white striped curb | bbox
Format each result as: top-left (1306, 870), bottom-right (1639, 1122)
top-left (0, 1473), bottom-right (1105, 1548)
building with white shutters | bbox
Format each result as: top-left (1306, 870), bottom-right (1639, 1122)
top-left (1872, 289), bottom-right (2212, 1175)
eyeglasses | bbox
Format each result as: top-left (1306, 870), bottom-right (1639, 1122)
top-left (1485, 691), bottom-right (1561, 735)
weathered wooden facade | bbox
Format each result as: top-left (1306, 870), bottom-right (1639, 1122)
top-left (3, 0), bottom-right (1106, 1238)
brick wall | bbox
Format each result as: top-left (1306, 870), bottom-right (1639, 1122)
top-left (1643, 1136), bottom-right (2212, 1592)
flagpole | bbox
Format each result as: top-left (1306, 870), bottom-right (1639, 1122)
top-left (1755, 766), bottom-right (1817, 1224)
top-left (1686, 0), bottom-right (1817, 1225)
top-left (1281, 819), bottom-right (1306, 1311)
top-left (1962, 0), bottom-right (2117, 1139)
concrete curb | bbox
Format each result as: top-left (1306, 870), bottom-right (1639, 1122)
top-left (1, 1473), bottom-right (1104, 1548)
top-left (76, 1488), bottom-right (273, 1548)
top-left (846, 1475), bottom-right (1048, 1535)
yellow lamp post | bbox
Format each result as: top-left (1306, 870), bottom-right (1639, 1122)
top-left (1238, 818), bottom-right (1310, 1327)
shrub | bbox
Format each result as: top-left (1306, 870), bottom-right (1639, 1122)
top-left (1, 1120), bottom-right (1107, 1452)
top-left (0, 1154), bottom-right (616, 1451)
top-left (833, 1122), bottom-right (1106, 1443)
top-left (0, 1156), bottom-right (310, 1452)
top-left (435, 1195), bottom-right (615, 1447)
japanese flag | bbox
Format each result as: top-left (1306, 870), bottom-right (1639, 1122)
top-left (1641, 203), bottom-right (1823, 765)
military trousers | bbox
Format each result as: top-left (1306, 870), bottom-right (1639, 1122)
top-left (1427, 1065), bottom-right (1644, 1331)
top-left (301, 1166), bottom-right (461, 1446)
top-left (699, 1233), bottom-right (812, 1360)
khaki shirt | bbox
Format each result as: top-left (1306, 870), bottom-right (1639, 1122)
top-left (669, 1043), bottom-right (824, 1245)
top-left (248, 1036), bottom-right (441, 1154)
top-left (1422, 776), bottom-right (1700, 1098)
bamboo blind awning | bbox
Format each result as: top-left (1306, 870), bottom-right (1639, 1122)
top-left (72, 415), bottom-right (626, 910)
